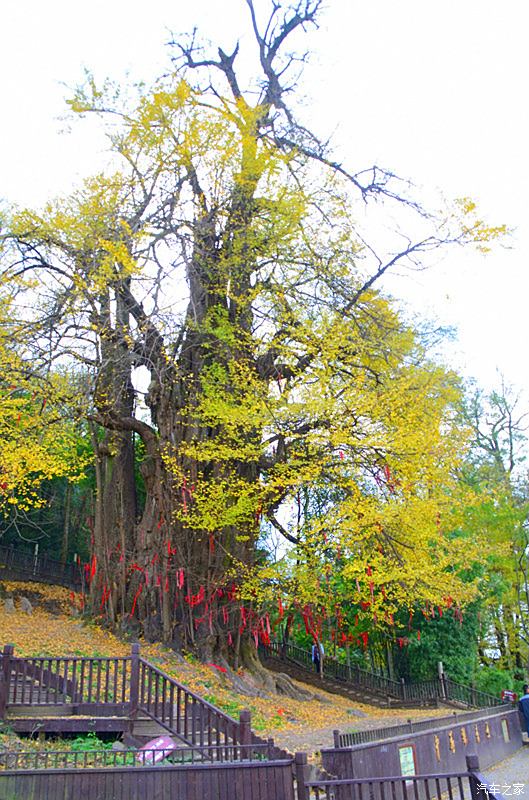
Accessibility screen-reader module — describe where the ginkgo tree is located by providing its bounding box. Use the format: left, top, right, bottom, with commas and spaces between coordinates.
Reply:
0, 291, 87, 522
1, 0, 505, 675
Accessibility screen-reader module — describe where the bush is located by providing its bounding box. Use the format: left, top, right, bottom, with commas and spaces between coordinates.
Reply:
473, 667, 515, 698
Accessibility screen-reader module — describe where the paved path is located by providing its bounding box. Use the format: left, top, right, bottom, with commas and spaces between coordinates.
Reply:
273, 712, 529, 788
272, 709, 451, 755
485, 746, 529, 789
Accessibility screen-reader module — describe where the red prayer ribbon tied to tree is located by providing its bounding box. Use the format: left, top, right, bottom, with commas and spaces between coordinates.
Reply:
180, 477, 195, 514
84, 554, 98, 586
185, 585, 205, 607
100, 584, 111, 611
208, 663, 227, 673
130, 584, 143, 617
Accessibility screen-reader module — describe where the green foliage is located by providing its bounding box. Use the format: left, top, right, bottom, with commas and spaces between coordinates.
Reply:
473, 667, 516, 698
392, 605, 479, 684
69, 732, 113, 752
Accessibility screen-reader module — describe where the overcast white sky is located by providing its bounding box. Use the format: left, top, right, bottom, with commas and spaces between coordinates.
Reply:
2, 0, 528, 397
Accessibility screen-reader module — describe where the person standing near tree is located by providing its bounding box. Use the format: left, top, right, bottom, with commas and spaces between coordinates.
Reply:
312, 642, 324, 674
518, 684, 529, 735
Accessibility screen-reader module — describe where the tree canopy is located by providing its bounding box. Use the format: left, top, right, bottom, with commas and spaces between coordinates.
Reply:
0, 1, 507, 673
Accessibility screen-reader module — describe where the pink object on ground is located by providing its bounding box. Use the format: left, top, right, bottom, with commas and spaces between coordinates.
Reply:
136, 735, 178, 764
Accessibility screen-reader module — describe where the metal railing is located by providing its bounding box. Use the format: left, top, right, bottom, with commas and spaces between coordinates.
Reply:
0, 543, 82, 588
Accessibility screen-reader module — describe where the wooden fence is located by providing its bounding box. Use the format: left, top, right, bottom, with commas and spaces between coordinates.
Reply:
302, 771, 492, 800
136, 655, 244, 747
0, 749, 504, 800
296, 753, 504, 800
264, 640, 502, 708
0, 643, 251, 747
0, 643, 511, 800
0, 742, 274, 769
0, 756, 297, 800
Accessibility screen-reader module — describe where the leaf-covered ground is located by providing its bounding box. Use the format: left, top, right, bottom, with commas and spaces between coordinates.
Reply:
0, 581, 447, 754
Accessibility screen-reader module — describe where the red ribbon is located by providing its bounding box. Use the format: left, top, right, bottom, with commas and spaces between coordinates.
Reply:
130, 584, 143, 617
208, 663, 227, 673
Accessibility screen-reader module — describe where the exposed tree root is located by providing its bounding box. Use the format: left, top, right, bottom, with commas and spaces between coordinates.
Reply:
209, 645, 319, 701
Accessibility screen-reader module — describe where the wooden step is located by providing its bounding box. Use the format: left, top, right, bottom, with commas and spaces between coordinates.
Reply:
7, 716, 130, 734
262, 655, 412, 708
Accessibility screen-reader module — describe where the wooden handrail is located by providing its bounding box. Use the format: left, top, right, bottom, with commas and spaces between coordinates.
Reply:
264, 639, 503, 708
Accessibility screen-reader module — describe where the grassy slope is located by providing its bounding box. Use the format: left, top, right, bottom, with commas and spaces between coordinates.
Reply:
0, 581, 444, 751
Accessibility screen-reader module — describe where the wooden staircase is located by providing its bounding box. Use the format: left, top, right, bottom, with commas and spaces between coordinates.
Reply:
0, 642, 291, 762
261, 649, 411, 708
1, 644, 247, 747
261, 641, 503, 711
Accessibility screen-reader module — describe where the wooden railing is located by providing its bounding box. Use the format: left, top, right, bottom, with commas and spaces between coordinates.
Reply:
266, 640, 403, 698
444, 677, 503, 708
302, 771, 490, 800
0, 756, 297, 800
1, 643, 256, 749
0, 543, 82, 588
0, 749, 505, 800
6, 651, 131, 708
264, 640, 503, 708
136, 655, 245, 747
296, 753, 504, 800
0, 742, 273, 770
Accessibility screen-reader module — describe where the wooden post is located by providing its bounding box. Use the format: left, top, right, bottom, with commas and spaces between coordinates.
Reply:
466, 754, 481, 800
466, 753, 480, 771
0, 644, 14, 719
267, 738, 275, 759
128, 643, 140, 727
294, 752, 309, 800
239, 708, 252, 748
333, 729, 340, 748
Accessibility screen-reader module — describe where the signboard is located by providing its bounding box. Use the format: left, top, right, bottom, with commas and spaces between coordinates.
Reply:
136, 735, 177, 765
501, 719, 510, 743
398, 744, 417, 779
